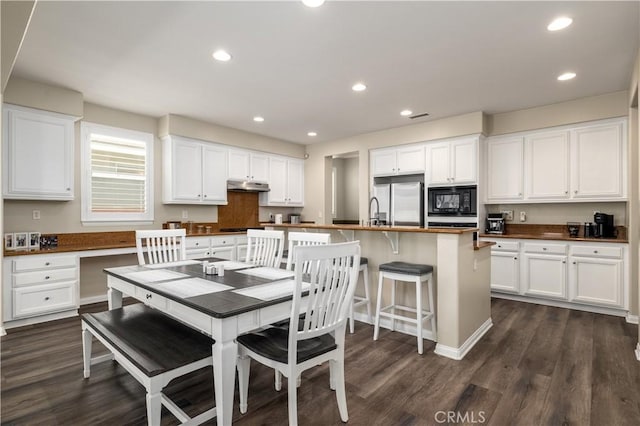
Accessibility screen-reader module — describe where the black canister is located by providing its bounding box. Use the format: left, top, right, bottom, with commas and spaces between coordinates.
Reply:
584, 222, 596, 238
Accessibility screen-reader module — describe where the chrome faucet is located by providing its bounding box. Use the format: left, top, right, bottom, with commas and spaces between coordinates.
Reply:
369, 196, 380, 226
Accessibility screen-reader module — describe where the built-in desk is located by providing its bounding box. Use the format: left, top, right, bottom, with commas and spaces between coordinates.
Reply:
264, 223, 492, 360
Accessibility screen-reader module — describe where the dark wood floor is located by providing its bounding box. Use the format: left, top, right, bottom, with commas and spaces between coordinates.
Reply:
2, 298, 639, 425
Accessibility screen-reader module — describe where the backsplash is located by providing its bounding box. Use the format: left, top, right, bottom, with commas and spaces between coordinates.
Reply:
485, 202, 627, 226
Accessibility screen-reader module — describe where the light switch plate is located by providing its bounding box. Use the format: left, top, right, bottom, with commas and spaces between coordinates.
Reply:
519, 211, 527, 222
32, 210, 40, 220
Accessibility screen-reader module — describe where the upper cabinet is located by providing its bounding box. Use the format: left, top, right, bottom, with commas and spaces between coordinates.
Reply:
370, 145, 425, 176
162, 135, 228, 205
259, 157, 304, 207
485, 118, 627, 203
3, 104, 76, 200
228, 149, 269, 182
426, 136, 478, 186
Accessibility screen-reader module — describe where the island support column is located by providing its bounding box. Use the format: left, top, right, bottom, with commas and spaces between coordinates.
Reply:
434, 232, 492, 360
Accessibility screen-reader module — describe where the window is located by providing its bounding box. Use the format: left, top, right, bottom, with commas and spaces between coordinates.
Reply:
81, 122, 154, 223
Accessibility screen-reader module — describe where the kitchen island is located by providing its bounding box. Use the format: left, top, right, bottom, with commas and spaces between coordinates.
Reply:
263, 223, 492, 360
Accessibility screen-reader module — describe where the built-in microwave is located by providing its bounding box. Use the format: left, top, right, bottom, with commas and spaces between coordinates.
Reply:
427, 185, 477, 217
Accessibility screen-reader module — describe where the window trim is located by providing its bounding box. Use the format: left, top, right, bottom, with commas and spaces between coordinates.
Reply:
80, 122, 154, 224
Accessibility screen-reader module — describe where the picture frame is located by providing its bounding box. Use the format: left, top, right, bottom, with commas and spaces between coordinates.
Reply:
14, 232, 28, 250
4, 233, 14, 250
29, 232, 41, 249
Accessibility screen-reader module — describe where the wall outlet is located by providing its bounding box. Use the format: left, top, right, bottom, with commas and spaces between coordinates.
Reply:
519, 211, 527, 222
501, 210, 514, 221
181, 210, 188, 219
32, 210, 41, 220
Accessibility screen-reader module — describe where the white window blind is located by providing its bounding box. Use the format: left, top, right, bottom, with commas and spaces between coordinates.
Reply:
81, 122, 153, 223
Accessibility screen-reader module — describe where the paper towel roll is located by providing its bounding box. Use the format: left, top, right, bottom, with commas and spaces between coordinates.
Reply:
275, 214, 283, 224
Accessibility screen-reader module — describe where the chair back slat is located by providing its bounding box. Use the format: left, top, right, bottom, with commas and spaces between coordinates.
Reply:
289, 242, 360, 352
135, 229, 187, 266
245, 229, 285, 268
286, 232, 331, 273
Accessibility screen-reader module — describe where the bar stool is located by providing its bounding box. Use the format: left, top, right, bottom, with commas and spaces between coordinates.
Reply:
373, 261, 435, 354
349, 257, 372, 333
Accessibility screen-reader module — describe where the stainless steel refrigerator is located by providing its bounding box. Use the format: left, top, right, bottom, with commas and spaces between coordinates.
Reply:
372, 175, 424, 226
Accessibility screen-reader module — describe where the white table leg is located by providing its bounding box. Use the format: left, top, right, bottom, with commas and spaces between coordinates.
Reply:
213, 339, 238, 426
107, 287, 122, 310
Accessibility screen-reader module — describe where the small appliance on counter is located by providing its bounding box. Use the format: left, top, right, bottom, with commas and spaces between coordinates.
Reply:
485, 213, 506, 235
593, 212, 616, 238
289, 214, 301, 224
566, 222, 580, 237
583, 222, 597, 238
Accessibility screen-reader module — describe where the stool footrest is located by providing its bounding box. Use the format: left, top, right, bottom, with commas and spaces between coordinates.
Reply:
379, 305, 433, 324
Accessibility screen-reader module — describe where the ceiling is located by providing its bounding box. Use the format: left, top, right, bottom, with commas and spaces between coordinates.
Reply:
12, 1, 639, 145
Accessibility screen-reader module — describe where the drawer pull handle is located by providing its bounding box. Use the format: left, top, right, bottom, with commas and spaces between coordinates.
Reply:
594, 250, 598, 254
514, 257, 518, 260
44, 296, 50, 301
498, 245, 502, 248
45, 262, 51, 266
542, 247, 547, 251
45, 276, 50, 280
562, 260, 566, 264
573, 261, 577, 265
146, 294, 152, 299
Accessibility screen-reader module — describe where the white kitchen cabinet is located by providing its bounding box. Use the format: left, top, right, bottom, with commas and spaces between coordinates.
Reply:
185, 235, 237, 260
570, 121, 626, 200
3, 104, 76, 200
228, 149, 269, 183
4, 253, 79, 321
524, 130, 570, 200
260, 156, 304, 206
569, 245, 624, 308
370, 145, 425, 177
485, 136, 524, 202
162, 135, 228, 205
522, 252, 568, 300
426, 136, 478, 185
489, 240, 520, 294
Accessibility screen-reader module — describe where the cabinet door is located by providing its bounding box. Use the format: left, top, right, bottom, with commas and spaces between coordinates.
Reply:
370, 149, 397, 176
451, 137, 477, 184
522, 254, 567, 299
266, 157, 288, 204
171, 139, 203, 202
571, 122, 625, 199
13, 281, 76, 318
210, 246, 234, 260
427, 142, 451, 185
486, 137, 524, 201
250, 153, 269, 183
202, 145, 228, 204
3, 106, 74, 200
525, 131, 569, 200
570, 257, 623, 308
490, 251, 519, 293
396, 145, 425, 175
236, 244, 248, 262
228, 150, 250, 180
286, 159, 304, 205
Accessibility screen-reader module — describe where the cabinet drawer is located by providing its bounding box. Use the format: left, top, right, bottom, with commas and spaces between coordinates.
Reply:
14, 267, 77, 287
235, 235, 248, 245
13, 255, 77, 272
210, 236, 234, 246
490, 241, 519, 252
13, 281, 76, 318
186, 237, 210, 249
135, 287, 167, 310
523, 243, 567, 255
570, 245, 622, 259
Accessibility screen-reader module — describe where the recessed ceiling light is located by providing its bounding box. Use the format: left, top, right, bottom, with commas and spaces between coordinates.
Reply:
557, 72, 576, 81
352, 82, 367, 92
400, 110, 413, 117
302, 0, 325, 7
253, 116, 265, 122
212, 49, 232, 62
307, 131, 317, 137
547, 17, 573, 31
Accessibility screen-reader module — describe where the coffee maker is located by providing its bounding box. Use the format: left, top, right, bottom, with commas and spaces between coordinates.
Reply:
593, 213, 615, 238
486, 213, 506, 234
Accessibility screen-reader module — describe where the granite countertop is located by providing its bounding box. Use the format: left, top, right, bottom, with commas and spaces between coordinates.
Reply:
479, 224, 628, 243
261, 222, 478, 234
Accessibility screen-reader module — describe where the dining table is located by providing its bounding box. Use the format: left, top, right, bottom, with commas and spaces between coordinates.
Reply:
104, 258, 308, 426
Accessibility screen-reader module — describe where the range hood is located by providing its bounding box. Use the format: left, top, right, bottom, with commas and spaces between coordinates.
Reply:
227, 179, 270, 192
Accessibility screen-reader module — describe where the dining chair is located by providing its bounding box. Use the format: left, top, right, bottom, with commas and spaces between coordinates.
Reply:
285, 232, 331, 272
245, 229, 285, 268
236, 241, 361, 425
135, 229, 187, 265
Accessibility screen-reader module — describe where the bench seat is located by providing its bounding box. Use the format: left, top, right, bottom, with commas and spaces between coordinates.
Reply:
82, 303, 216, 425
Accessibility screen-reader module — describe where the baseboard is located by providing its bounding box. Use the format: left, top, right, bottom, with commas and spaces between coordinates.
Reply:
434, 317, 493, 361
636, 343, 640, 362
3, 310, 78, 330
491, 292, 628, 318
626, 314, 639, 324
80, 294, 109, 306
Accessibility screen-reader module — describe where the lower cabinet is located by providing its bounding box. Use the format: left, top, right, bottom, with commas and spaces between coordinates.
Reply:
185, 235, 244, 261
485, 237, 627, 313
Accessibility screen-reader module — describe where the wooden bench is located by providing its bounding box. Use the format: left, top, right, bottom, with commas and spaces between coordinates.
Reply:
81, 303, 216, 425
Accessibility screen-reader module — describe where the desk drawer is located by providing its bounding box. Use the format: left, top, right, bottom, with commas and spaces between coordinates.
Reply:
13, 255, 77, 272
14, 268, 77, 287
491, 241, 519, 252
13, 281, 76, 318
211, 236, 234, 246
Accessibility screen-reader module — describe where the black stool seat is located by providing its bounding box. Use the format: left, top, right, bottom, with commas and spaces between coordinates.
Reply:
379, 261, 433, 276
360, 256, 368, 265
82, 304, 214, 377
